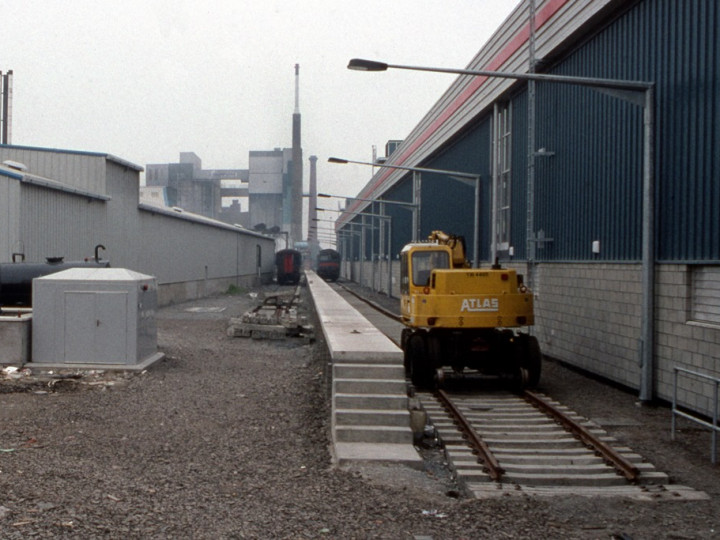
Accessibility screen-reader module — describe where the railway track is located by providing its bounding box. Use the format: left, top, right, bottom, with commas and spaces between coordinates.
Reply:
333, 282, 705, 500
419, 385, 689, 499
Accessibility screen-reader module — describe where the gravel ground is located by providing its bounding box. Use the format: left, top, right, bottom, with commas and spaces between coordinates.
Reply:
1, 281, 719, 539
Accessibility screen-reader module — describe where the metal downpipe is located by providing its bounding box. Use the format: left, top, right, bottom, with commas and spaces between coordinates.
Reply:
639, 86, 656, 402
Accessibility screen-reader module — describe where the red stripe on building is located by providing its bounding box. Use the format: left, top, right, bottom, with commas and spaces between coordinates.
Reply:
343, 0, 571, 221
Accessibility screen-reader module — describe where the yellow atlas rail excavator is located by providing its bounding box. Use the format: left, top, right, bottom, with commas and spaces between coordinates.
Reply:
399, 231, 541, 389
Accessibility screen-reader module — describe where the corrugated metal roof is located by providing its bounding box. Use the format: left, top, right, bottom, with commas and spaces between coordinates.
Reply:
137, 203, 269, 239
0, 164, 111, 201
0, 143, 143, 171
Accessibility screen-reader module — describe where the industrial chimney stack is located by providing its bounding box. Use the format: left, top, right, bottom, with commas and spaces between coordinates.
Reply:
308, 155, 318, 242
0, 70, 12, 145
290, 64, 303, 246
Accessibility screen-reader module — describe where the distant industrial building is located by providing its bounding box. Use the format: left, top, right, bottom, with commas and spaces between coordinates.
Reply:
141, 146, 303, 243
247, 148, 292, 234
0, 144, 275, 305
144, 152, 249, 222
142, 67, 308, 247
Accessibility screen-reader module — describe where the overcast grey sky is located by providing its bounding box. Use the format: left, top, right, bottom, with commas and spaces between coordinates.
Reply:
3, 1, 516, 204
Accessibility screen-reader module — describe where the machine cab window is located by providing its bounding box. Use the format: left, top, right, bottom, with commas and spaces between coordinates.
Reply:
412, 250, 450, 286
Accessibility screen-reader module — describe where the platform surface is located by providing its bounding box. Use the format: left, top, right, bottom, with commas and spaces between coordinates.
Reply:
306, 271, 420, 469
307, 272, 402, 363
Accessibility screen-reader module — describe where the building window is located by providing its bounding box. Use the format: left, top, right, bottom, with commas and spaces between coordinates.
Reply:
495, 102, 512, 253
690, 266, 720, 326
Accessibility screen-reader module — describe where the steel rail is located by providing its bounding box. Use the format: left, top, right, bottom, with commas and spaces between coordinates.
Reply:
435, 389, 504, 482
523, 390, 640, 482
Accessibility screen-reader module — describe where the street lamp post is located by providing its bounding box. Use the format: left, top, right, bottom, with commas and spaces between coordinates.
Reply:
318, 192, 418, 212
329, 157, 483, 268
317, 207, 394, 296
347, 57, 656, 402
308, 225, 338, 246
319, 191, 416, 292
336, 229, 360, 272
318, 191, 416, 245
326, 160, 426, 242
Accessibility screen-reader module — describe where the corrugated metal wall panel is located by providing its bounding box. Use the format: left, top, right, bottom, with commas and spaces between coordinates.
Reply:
509, 91, 528, 259
0, 176, 21, 259
423, 119, 493, 260
383, 178, 414, 258
347, 0, 719, 263
533, 52, 645, 261
136, 211, 269, 283
530, 0, 719, 261
104, 161, 142, 270
0, 147, 107, 194
344, 120, 494, 261
19, 185, 107, 262
643, 0, 717, 262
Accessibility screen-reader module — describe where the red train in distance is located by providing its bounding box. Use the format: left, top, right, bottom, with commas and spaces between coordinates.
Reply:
275, 249, 302, 285
316, 249, 340, 282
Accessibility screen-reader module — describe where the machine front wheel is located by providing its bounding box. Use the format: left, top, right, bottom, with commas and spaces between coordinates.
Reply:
407, 334, 434, 389
401, 329, 412, 377
514, 334, 542, 389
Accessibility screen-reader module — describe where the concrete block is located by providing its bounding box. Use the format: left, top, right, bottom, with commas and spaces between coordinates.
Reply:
333, 378, 407, 395
333, 363, 405, 380
334, 393, 408, 410
333, 442, 422, 469
335, 409, 410, 427
334, 425, 413, 444
227, 322, 288, 339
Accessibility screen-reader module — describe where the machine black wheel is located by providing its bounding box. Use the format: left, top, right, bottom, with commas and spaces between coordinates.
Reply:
434, 367, 446, 389
514, 366, 530, 391
407, 334, 434, 389
401, 329, 412, 377
514, 334, 542, 389
525, 335, 542, 387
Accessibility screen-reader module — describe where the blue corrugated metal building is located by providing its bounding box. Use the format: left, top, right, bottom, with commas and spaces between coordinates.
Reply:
336, 0, 720, 415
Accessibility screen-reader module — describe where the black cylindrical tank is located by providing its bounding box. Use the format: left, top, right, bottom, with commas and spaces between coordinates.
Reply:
0, 257, 111, 307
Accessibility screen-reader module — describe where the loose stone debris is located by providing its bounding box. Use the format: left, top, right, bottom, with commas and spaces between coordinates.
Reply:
1, 366, 137, 394
227, 288, 314, 341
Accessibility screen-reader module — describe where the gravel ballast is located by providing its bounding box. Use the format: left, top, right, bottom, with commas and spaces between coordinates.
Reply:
1, 284, 719, 539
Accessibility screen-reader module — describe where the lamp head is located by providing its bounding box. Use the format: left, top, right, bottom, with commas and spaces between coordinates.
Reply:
347, 59, 388, 72
327, 157, 348, 164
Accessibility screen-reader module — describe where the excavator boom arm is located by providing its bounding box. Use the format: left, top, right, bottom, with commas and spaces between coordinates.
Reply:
428, 230, 469, 268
